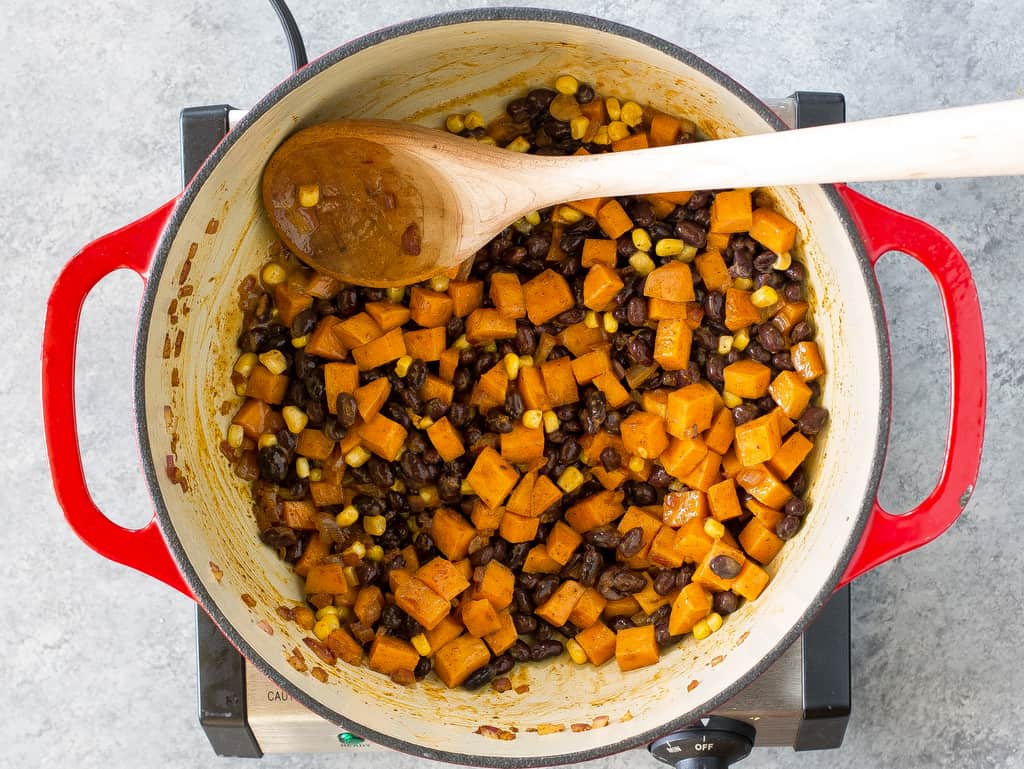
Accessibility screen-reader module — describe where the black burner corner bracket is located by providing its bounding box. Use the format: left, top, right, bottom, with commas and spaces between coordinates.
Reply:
180, 104, 234, 185
795, 584, 851, 751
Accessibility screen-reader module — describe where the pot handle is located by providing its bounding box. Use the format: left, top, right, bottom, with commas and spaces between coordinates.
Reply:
42, 198, 193, 598
834, 184, 985, 587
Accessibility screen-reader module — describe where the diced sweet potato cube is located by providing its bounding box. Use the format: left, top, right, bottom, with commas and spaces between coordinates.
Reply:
483, 609, 519, 655
424, 613, 464, 652
621, 411, 669, 460
746, 498, 784, 530
736, 465, 793, 509
523, 544, 563, 574
546, 521, 583, 565
734, 413, 782, 467
309, 480, 343, 507
644, 261, 695, 303
417, 557, 470, 601
749, 207, 797, 255
649, 114, 682, 146
431, 507, 477, 561
541, 356, 579, 407
560, 322, 608, 357
489, 272, 527, 318
232, 398, 273, 440
612, 131, 650, 152
617, 507, 663, 566
477, 365, 509, 405
659, 436, 708, 480
470, 500, 504, 531
681, 450, 723, 492
642, 389, 670, 419
426, 417, 466, 463
595, 199, 633, 239
592, 371, 632, 409
369, 635, 420, 676
434, 635, 491, 688
531, 474, 563, 518
305, 316, 348, 360
649, 525, 685, 568
438, 348, 460, 383
653, 318, 693, 371
505, 471, 536, 517
767, 432, 814, 480
388, 569, 413, 594
768, 371, 813, 420
774, 407, 796, 436
706, 232, 730, 251
462, 598, 502, 637
647, 297, 689, 321
501, 424, 545, 464
739, 517, 785, 564
643, 195, 677, 219
576, 621, 617, 666
772, 301, 808, 335
364, 300, 410, 332
568, 588, 608, 629
673, 517, 714, 563
280, 499, 317, 529
725, 288, 762, 331
354, 585, 384, 627
668, 582, 712, 635
707, 478, 743, 521
324, 362, 359, 415
296, 428, 335, 461
326, 627, 363, 666
476, 561, 515, 610
359, 412, 407, 462
499, 511, 540, 543
523, 269, 576, 325
663, 489, 708, 527
565, 490, 625, 533
791, 341, 826, 381
667, 383, 718, 438
335, 312, 383, 348
704, 408, 736, 455
403, 327, 447, 362
603, 596, 641, 619
695, 249, 732, 293
245, 365, 288, 405
305, 273, 342, 298
569, 195, 608, 217
581, 238, 618, 268
465, 308, 518, 344
467, 447, 519, 509
722, 448, 742, 478
304, 563, 351, 596
394, 577, 451, 631
534, 331, 559, 365
583, 264, 625, 311
351, 328, 407, 371
273, 283, 313, 326
723, 359, 771, 399
354, 377, 390, 422
517, 365, 551, 411
616, 624, 659, 671
692, 539, 747, 592
294, 533, 330, 577
710, 189, 753, 233
419, 374, 455, 408
571, 349, 612, 385
732, 560, 771, 601
535, 580, 585, 627
448, 279, 484, 317
409, 287, 453, 328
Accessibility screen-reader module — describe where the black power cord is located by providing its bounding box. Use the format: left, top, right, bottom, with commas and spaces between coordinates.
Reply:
268, 0, 308, 71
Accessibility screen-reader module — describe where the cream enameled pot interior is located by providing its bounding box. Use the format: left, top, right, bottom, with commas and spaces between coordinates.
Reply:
142, 16, 883, 762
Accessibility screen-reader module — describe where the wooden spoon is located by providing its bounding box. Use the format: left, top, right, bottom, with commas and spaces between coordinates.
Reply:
262, 99, 1024, 287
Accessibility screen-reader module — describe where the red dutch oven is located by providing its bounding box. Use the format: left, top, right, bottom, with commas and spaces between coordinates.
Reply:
41, 9, 985, 766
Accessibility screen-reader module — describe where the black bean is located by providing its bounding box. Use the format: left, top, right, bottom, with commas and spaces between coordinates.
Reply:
648, 466, 673, 489
470, 545, 495, 568
785, 261, 807, 282
790, 321, 813, 343
600, 446, 622, 471
758, 324, 786, 354
745, 342, 771, 365
653, 569, 678, 596
617, 528, 644, 559
625, 296, 648, 327
710, 555, 742, 579
628, 199, 656, 229
703, 291, 725, 324
474, 352, 499, 376
609, 616, 635, 633
654, 621, 678, 648
492, 654, 515, 677
675, 220, 707, 248
798, 406, 828, 436
452, 367, 473, 394
413, 656, 432, 679
506, 97, 535, 122
713, 590, 740, 615
257, 446, 289, 483
785, 497, 807, 517
580, 546, 603, 587
675, 564, 695, 590
626, 335, 653, 366
783, 282, 804, 302
512, 613, 538, 635
604, 411, 622, 435
462, 664, 495, 690
486, 412, 515, 434
613, 570, 647, 594
532, 575, 560, 607
555, 440, 579, 464
555, 306, 586, 326
530, 640, 563, 661
631, 482, 658, 506
706, 353, 726, 386
508, 640, 532, 662
772, 352, 794, 371
686, 190, 712, 210
693, 326, 717, 352
730, 252, 754, 279
753, 251, 777, 273
380, 604, 404, 630
586, 526, 622, 550
333, 393, 358, 428
776, 515, 802, 540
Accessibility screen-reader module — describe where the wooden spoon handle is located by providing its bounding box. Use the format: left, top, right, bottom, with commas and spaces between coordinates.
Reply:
539, 98, 1024, 202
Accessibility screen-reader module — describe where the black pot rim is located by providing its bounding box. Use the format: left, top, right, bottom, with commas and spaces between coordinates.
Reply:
135, 7, 890, 767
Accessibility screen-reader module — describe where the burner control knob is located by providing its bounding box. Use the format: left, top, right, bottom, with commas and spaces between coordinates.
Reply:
648, 716, 756, 769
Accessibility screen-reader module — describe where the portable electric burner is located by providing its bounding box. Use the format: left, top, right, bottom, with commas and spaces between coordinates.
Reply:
185, 91, 852, 764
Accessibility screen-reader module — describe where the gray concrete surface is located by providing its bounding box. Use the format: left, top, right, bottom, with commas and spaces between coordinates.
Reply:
3, 1, 1021, 767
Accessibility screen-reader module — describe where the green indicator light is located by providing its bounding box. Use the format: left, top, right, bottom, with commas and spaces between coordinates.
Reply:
338, 732, 365, 745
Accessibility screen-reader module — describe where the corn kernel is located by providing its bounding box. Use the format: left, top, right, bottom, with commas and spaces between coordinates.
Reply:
386, 285, 405, 303
605, 97, 621, 121
523, 409, 543, 430
678, 244, 698, 263
706, 612, 724, 632
429, 274, 451, 293
445, 113, 465, 133
366, 545, 384, 562
570, 115, 591, 141
628, 455, 646, 474
543, 410, 561, 434
722, 390, 743, 409
226, 423, 244, 449
555, 74, 579, 95
692, 619, 712, 641
506, 136, 531, 153
344, 541, 366, 560
704, 518, 726, 539
363, 515, 387, 536
554, 205, 584, 224
602, 312, 619, 334
260, 262, 287, 287
566, 638, 588, 664
557, 466, 585, 493
295, 456, 310, 479
235, 383, 248, 397
668, 481, 685, 492
257, 433, 277, 449
629, 251, 656, 276
345, 446, 371, 468
621, 101, 644, 128
335, 505, 359, 527
313, 615, 340, 640
476, 135, 497, 146
308, 468, 323, 482
395, 355, 413, 377
607, 121, 630, 142
484, 341, 498, 353
259, 350, 288, 375
733, 277, 754, 291
411, 633, 432, 657
464, 111, 485, 131
453, 334, 470, 350
718, 336, 735, 355
525, 210, 542, 226
584, 310, 600, 329
774, 251, 792, 271
291, 334, 308, 348
519, 355, 535, 368
460, 479, 475, 495
592, 125, 611, 145
233, 352, 258, 378
391, 479, 407, 494
654, 238, 685, 257
282, 405, 308, 433
335, 605, 353, 623
513, 217, 533, 235
343, 566, 359, 587
417, 416, 435, 430
733, 327, 750, 351
631, 228, 652, 252
751, 286, 779, 308
298, 183, 320, 208
504, 353, 521, 381
315, 605, 339, 620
